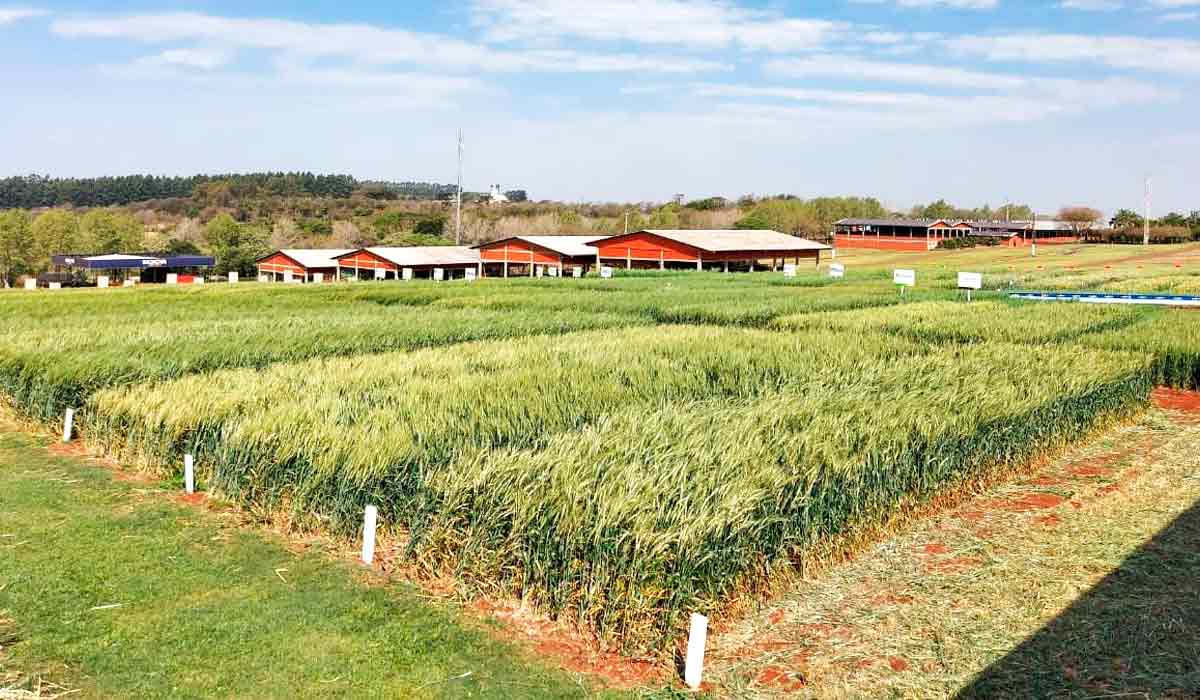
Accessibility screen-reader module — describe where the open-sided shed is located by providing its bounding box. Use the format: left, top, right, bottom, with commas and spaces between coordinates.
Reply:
587, 230, 829, 271
333, 247, 481, 280
474, 235, 605, 277
51, 253, 215, 284
255, 249, 353, 282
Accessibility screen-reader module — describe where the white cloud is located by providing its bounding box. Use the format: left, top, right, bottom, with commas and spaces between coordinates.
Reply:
51, 11, 726, 75
849, 0, 998, 9
765, 54, 1029, 89
1060, 0, 1124, 10
155, 48, 233, 70
0, 7, 45, 25
471, 0, 845, 51
1157, 10, 1200, 19
945, 33, 1200, 74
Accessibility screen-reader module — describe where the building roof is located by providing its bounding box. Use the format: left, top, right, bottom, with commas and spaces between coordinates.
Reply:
593, 230, 830, 253
476, 235, 607, 257
343, 246, 481, 267
52, 253, 215, 269
265, 249, 355, 269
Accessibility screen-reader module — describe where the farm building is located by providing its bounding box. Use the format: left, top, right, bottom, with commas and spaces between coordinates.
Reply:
474, 236, 605, 277
834, 218, 1078, 251
588, 230, 829, 271
49, 253, 215, 285
332, 247, 481, 280
255, 249, 353, 282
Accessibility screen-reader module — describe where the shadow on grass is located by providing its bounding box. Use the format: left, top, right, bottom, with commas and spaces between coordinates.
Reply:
956, 498, 1200, 699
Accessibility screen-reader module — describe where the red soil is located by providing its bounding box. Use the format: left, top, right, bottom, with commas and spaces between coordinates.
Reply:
769, 609, 785, 625
756, 665, 807, 692
888, 657, 910, 672
1152, 388, 1200, 413
987, 492, 1067, 512
1036, 514, 1062, 528
868, 593, 914, 606
1070, 465, 1112, 478
177, 492, 208, 506
921, 543, 950, 555
926, 555, 983, 574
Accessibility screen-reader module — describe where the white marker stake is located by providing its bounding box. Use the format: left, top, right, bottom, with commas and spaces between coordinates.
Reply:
62, 408, 75, 443
228, 271, 239, 284
685, 613, 708, 691
361, 505, 378, 565
184, 454, 195, 495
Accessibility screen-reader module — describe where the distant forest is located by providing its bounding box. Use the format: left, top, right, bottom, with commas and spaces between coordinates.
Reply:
0, 173, 504, 209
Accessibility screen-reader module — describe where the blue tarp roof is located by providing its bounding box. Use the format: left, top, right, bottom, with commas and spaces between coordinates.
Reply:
52, 253, 215, 270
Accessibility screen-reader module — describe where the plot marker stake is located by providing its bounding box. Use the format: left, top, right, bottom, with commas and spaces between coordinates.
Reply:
684, 612, 708, 691
184, 454, 194, 495
362, 505, 378, 566
62, 408, 75, 443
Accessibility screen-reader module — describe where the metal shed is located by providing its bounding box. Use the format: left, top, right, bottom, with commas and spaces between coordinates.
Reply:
255, 249, 353, 283
474, 235, 606, 278
333, 247, 482, 280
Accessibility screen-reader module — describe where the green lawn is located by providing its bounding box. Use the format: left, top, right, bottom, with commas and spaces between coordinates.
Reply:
0, 425, 626, 699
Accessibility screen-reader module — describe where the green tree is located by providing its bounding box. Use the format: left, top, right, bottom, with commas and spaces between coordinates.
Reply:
647, 206, 679, 229
413, 216, 446, 237
30, 210, 80, 270
79, 209, 144, 252
204, 214, 269, 276
1109, 209, 1143, 229
0, 209, 35, 287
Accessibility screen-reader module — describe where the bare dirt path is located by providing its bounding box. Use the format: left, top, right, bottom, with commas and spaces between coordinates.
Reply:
707, 391, 1200, 698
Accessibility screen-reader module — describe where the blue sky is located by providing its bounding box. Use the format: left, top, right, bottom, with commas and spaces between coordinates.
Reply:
2, 1, 1198, 215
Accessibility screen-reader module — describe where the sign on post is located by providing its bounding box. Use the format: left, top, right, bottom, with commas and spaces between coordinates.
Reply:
283, 270, 294, 284
465, 268, 477, 282
49, 282, 62, 290
535, 266, 544, 278
783, 263, 797, 278
258, 274, 269, 283
312, 272, 323, 284
24, 279, 36, 290
958, 271, 982, 302
374, 267, 386, 280
548, 266, 559, 278
228, 271, 239, 284
433, 268, 445, 282
600, 266, 613, 279
573, 266, 583, 278
402, 268, 413, 281
829, 263, 845, 279
166, 273, 178, 285
97, 276, 109, 289
193, 277, 205, 285
894, 269, 915, 297
123, 279, 136, 287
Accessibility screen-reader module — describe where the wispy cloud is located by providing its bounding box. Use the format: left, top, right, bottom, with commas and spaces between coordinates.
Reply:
1060, 0, 1124, 10
765, 54, 1028, 89
945, 33, 1200, 74
0, 7, 45, 25
471, 0, 845, 51
51, 11, 726, 75
849, 0, 998, 9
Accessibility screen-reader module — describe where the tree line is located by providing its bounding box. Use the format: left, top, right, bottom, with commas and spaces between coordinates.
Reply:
0, 173, 357, 209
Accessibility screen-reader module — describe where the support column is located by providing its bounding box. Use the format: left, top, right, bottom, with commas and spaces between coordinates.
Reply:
696, 255, 702, 271
529, 252, 535, 278
477, 261, 483, 279
723, 261, 728, 273
659, 250, 665, 270
503, 260, 509, 278
626, 248, 632, 270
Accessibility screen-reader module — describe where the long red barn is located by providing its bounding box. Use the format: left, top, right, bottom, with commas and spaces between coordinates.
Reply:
587, 229, 829, 271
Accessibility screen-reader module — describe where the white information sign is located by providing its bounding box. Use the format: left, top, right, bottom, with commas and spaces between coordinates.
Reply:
123, 279, 136, 287
548, 266, 559, 278
24, 279, 36, 290
433, 268, 445, 281
49, 282, 62, 290
374, 267, 386, 280
572, 266, 583, 278
893, 269, 916, 287
402, 268, 413, 281
282, 270, 293, 284
312, 272, 323, 284
465, 268, 477, 282
228, 271, 239, 284
166, 273, 178, 285
829, 263, 845, 279
783, 263, 797, 278
97, 276, 109, 289
193, 277, 205, 285
258, 274, 269, 283
600, 266, 613, 279
957, 272, 983, 290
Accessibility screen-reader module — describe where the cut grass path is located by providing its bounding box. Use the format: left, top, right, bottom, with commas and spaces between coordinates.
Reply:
708, 393, 1200, 698
0, 419, 635, 699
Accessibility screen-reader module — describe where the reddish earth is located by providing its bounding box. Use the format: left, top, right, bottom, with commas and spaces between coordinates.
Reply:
48, 441, 92, 459
1070, 465, 1112, 478
177, 492, 208, 506
926, 555, 983, 574
868, 593, 914, 606
1029, 475, 1066, 487
1035, 514, 1062, 528
921, 543, 950, 555
1152, 388, 1200, 413
888, 657, 910, 672
756, 665, 807, 692
769, 609, 785, 625
987, 492, 1067, 512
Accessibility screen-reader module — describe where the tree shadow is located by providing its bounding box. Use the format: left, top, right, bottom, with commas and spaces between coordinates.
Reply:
956, 498, 1200, 699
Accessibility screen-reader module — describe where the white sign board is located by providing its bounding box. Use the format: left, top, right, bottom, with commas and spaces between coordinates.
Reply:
433, 268, 445, 281
465, 268, 477, 282
783, 263, 797, 278
258, 274, 269, 283
402, 268, 413, 281
573, 266, 583, 278
97, 276, 109, 289
193, 277, 205, 285
166, 273, 178, 285
282, 270, 293, 284
374, 267, 386, 280
829, 263, 845, 279
535, 266, 544, 278
49, 282, 62, 290
312, 272, 323, 284
123, 279, 136, 287
548, 266, 559, 278
893, 269, 916, 287
24, 279, 36, 290
600, 266, 613, 279
228, 271, 239, 284
957, 272, 983, 290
